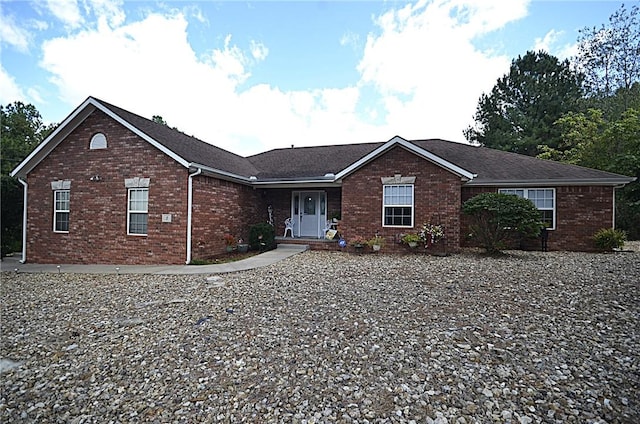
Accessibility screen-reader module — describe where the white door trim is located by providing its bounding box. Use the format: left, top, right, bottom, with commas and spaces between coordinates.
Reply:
291, 190, 327, 238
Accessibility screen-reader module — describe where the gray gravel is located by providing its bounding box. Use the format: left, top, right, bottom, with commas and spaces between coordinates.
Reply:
1, 248, 639, 423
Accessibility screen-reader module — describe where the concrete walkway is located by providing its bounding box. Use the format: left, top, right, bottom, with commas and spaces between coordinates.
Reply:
0, 244, 308, 275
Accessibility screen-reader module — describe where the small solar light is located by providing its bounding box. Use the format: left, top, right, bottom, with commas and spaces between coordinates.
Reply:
57, 265, 61, 273
115, 267, 120, 274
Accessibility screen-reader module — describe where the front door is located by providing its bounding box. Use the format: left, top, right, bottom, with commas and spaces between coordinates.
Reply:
293, 191, 326, 238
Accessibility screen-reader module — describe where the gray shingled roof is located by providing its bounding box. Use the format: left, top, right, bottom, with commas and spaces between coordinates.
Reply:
97, 98, 259, 177
410, 139, 632, 184
96, 98, 635, 185
247, 143, 382, 179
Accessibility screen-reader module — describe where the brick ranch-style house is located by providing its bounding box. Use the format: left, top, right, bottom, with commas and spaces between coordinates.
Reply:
10, 97, 635, 264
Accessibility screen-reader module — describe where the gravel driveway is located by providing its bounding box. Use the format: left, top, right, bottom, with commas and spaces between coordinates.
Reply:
1, 248, 638, 423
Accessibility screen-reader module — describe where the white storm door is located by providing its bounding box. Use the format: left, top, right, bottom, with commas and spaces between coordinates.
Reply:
295, 191, 326, 238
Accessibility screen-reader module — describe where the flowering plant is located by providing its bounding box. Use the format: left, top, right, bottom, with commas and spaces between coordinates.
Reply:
223, 234, 236, 246
350, 236, 368, 247
419, 223, 445, 246
401, 233, 420, 244
367, 235, 386, 247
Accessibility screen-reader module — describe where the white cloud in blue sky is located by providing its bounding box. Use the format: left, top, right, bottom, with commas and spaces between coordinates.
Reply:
0, 0, 623, 155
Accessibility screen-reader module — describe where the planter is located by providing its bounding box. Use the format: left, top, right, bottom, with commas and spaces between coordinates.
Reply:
226, 245, 234, 253
408, 242, 418, 248
237, 243, 249, 253
372, 244, 381, 252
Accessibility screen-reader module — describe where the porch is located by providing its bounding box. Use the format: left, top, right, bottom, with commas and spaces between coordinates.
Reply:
275, 236, 340, 251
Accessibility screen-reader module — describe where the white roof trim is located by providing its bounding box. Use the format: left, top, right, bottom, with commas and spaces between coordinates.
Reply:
334, 136, 475, 181
189, 163, 253, 184
10, 97, 191, 178
464, 177, 636, 187
11, 97, 95, 178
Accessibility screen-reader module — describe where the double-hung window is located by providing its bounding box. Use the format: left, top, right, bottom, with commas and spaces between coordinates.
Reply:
383, 184, 414, 227
128, 188, 148, 235
54, 190, 70, 232
499, 188, 555, 229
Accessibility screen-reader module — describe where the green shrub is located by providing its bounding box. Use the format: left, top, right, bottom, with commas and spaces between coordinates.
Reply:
593, 228, 626, 251
462, 193, 543, 253
249, 222, 276, 251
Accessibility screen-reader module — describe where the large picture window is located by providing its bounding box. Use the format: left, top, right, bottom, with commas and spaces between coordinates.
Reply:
128, 188, 148, 235
383, 184, 414, 227
54, 190, 70, 232
499, 188, 555, 229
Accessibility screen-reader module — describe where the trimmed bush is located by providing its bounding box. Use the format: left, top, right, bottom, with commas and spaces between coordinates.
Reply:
593, 228, 626, 251
463, 193, 542, 253
249, 222, 276, 251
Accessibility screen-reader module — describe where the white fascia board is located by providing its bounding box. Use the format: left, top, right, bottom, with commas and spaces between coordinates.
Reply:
10, 97, 192, 178
10, 97, 96, 178
189, 163, 253, 184
334, 136, 475, 181
464, 177, 637, 187
250, 179, 343, 189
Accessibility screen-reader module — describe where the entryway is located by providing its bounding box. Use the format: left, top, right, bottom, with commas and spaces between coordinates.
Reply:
291, 191, 327, 238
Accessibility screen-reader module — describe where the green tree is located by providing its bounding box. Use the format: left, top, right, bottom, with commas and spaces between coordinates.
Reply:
465, 51, 584, 156
576, 3, 640, 113
548, 107, 640, 239
152, 115, 168, 125
1, 102, 55, 255
462, 193, 543, 254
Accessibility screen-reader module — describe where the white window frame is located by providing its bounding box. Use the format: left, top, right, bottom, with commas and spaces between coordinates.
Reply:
89, 133, 107, 149
127, 188, 149, 236
499, 188, 556, 230
53, 189, 70, 233
382, 184, 414, 228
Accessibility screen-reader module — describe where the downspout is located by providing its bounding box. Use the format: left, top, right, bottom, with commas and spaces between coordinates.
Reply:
18, 178, 28, 263
612, 184, 625, 228
186, 168, 202, 264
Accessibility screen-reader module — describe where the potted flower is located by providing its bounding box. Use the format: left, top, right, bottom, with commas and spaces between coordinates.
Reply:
401, 233, 420, 248
236, 238, 249, 253
419, 223, 445, 248
367, 235, 386, 251
223, 233, 236, 252
350, 236, 367, 249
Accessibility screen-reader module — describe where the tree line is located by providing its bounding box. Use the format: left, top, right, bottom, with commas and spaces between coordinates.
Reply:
465, 3, 639, 239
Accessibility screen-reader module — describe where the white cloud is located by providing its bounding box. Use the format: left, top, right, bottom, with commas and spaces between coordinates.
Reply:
206, 34, 251, 83
0, 14, 30, 52
38, 9, 376, 154
0, 65, 26, 104
357, 0, 529, 143
534, 29, 577, 60
87, 0, 126, 29
37, 0, 531, 155
46, 0, 83, 28
533, 29, 561, 53
250, 40, 268, 62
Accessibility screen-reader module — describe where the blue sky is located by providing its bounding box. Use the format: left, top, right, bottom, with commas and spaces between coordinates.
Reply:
0, 0, 626, 156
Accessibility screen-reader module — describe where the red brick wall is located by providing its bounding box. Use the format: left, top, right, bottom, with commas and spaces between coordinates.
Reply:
460, 185, 615, 251
25, 109, 189, 264
555, 185, 614, 251
191, 176, 265, 260
340, 146, 462, 253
